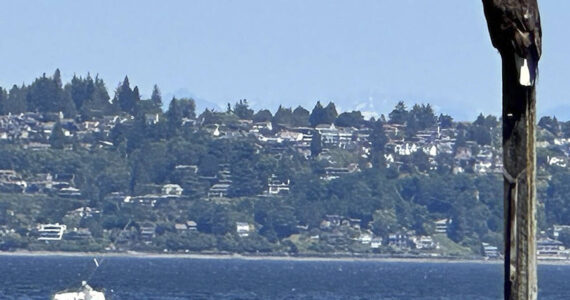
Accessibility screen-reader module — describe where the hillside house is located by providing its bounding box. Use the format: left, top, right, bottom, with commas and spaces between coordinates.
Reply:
236, 222, 252, 237
162, 184, 183, 196
125, 195, 160, 207
434, 219, 450, 234
175, 223, 188, 232
322, 164, 359, 181
548, 156, 567, 168
208, 183, 231, 198
207, 167, 232, 198
187, 220, 198, 231
267, 175, 290, 195
58, 187, 82, 198
174, 164, 198, 174
552, 225, 570, 239
65, 207, 100, 219
0, 170, 27, 193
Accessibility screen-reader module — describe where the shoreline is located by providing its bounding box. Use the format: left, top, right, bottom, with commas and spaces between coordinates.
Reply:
0, 250, 494, 264
2, 250, 569, 265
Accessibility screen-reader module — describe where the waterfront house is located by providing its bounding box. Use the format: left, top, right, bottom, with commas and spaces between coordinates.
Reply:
411, 235, 438, 250
482, 242, 500, 259
371, 237, 383, 249
388, 233, 410, 249
537, 238, 567, 260
359, 231, 373, 244
140, 223, 156, 242
37, 223, 67, 241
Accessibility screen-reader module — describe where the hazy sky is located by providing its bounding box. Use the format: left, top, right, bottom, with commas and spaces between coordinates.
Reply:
0, 1, 568, 120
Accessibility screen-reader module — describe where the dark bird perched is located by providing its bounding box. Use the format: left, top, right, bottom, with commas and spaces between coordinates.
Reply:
482, 0, 542, 86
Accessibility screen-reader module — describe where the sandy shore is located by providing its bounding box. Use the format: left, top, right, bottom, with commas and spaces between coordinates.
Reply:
0, 250, 498, 263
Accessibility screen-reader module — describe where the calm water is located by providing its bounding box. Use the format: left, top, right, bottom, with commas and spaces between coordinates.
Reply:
0, 255, 568, 299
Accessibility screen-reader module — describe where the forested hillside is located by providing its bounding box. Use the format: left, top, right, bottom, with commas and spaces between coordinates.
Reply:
0, 70, 569, 256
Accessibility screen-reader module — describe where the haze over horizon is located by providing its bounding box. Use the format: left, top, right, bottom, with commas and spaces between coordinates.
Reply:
1, 1, 568, 121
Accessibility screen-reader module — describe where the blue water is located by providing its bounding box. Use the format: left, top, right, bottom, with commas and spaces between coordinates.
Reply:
0, 256, 568, 299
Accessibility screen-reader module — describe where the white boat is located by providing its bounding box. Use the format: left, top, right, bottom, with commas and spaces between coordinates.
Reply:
53, 281, 105, 300
53, 258, 106, 300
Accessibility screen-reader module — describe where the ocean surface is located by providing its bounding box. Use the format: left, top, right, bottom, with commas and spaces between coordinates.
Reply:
0, 255, 569, 299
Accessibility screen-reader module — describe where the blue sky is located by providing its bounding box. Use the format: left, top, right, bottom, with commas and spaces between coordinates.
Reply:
0, 1, 568, 120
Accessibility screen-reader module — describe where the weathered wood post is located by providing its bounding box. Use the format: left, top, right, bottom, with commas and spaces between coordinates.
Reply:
481, 1, 542, 299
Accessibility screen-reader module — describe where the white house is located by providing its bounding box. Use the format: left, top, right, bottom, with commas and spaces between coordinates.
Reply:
236, 222, 252, 237
38, 223, 67, 241
434, 219, 450, 234
162, 184, 183, 196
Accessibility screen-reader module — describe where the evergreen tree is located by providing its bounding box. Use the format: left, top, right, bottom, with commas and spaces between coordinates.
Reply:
323, 102, 338, 124
66, 74, 113, 118
177, 98, 196, 119
388, 101, 408, 124
310, 132, 322, 157
292, 106, 310, 127
413, 104, 437, 129
166, 97, 182, 135
166, 97, 196, 134
131, 86, 143, 116
405, 104, 436, 136
438, 113, 453, 128
474, 113, 499, 129
151, 85, 163, 111
5, 85, 27, 114
368, 119, 384, 147
27, 69, 76, 116
272, 106, 293, 126
233, 99, 254, 120
85, 77, 113, 117
67, 74, 93, 111
335, 111, 364, 128
0, 87, 7, 115
114, 76, 138, 114
252, 109, 273, 123
309, 101, 338, 126
309, 101, 324, 127
49, 122, 66, 149
538, 116, 561, 136
132, 86, 141, 103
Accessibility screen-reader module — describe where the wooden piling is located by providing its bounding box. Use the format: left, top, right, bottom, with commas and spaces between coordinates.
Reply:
501, 56, 537, 300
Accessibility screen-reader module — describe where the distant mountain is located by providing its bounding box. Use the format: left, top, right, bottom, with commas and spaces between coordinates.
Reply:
164, 88, 223, 113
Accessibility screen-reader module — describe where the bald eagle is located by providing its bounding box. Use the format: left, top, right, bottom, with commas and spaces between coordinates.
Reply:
482, 0, 542, 86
